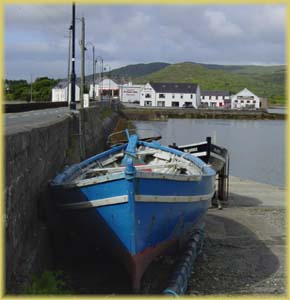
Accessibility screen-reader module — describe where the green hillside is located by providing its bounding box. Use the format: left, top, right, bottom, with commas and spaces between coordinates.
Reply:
134, 62, 285, 105
85, 62, 170, 83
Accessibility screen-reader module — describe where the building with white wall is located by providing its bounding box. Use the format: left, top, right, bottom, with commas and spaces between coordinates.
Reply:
201, 90, 230, 108
89, 78, 119, 99
140, 82, 201, 108
231, 88, 260, 109
52, 81, 80, 102
119, 82, 144, 103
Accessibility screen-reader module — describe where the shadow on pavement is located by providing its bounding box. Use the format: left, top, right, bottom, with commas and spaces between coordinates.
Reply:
186, 213, 282, 295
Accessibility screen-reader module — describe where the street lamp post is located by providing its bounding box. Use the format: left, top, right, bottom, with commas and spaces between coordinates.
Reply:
70, 2, 76, 110
96, 56, 103, 101
104, 65, 112, 102
67, 26, 72, 103
86, 42, 96, 101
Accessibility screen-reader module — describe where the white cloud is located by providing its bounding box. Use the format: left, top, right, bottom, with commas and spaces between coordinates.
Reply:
204, 10, 243, 37
4, 4, 286, 80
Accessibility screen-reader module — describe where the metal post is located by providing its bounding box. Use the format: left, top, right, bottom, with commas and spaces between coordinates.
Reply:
109, 68, 111, 102
92, 46, 95, 101
70, 2, 76, 110
80, 16, 85, 108
206, 136, 211, 163
67, 28, 71, 103
96, 57, 104, 101
101, 58, 103, 101
30, 75, 32, 102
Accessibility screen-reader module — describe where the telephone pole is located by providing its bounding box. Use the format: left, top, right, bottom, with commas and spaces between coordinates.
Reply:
80, 16, 85, 108
92, 45, 95, 101
30, 75, 33, 102
70, 2, 76, 110
67, 28, 72, 103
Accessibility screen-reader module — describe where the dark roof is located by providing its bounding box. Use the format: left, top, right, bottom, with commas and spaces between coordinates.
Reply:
54, 80, 80, 89
54, 81, 68, 88
201, 90, 229, 96
150, 82, 198, 94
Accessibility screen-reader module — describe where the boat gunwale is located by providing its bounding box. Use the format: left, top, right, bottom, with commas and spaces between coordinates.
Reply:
51, 140, 215, 187
55, 171, 204, 189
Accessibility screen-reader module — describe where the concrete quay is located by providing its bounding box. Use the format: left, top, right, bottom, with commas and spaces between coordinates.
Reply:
122, 107, 286, 121
143, 176, 286, 295
185, 176, 286, 295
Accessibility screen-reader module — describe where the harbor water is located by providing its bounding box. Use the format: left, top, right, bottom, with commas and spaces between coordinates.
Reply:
134, 119, 286, 187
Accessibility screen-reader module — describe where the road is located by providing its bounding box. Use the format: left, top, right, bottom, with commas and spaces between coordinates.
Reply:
5, 107, 74, 135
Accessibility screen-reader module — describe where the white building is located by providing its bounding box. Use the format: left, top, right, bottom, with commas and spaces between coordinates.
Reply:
119, 82, 144, 103
89, 78, 119, 99
201, 90, 230, 108
52, 81, 80, 102
140, 82, 201, 108
231, 88, 260, 109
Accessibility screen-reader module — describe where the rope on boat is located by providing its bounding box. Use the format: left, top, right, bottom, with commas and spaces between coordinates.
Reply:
163, 225, 205, 296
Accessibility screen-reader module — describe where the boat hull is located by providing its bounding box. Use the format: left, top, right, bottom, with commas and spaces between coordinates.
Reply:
51, 172, 214, 290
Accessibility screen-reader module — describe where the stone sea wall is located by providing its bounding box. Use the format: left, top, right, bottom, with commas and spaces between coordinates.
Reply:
5, 106, 119, 293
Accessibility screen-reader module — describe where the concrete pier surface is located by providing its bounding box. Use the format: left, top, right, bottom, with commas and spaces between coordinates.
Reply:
141, 176, 286, 295
54, 176, 286, 295
185, 176, 286, 295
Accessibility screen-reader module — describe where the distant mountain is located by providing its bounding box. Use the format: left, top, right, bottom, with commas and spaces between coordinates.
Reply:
85, 62, 170, 83
134, 62, 285, 104
110, 62, 170, 77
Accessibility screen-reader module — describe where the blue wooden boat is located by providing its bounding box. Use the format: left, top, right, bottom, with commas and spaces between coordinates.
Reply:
50, 130, 216, 290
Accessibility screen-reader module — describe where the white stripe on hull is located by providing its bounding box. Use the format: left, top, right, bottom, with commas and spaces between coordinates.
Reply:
135, 191, 214, 203
58, 195, 128, 209
136, 172, 201, 181
57, 191, 214, 210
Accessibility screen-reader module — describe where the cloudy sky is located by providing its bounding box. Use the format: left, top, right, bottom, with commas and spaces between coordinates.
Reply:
5, 4, 286, 81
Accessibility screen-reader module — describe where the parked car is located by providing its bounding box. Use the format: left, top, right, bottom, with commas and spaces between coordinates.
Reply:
182, 103, 194, 108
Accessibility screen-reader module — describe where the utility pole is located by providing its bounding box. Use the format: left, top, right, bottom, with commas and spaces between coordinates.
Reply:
92, 45, 95, 101
30, 75, 32, 102
67, 27, 72, 103
99, 58, 103, 101
70, 2, 76, 110
80, 16, 85, 108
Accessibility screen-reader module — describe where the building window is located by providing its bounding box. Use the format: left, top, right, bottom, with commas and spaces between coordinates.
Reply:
209, 96, 212, 100
180, 94, 183, 99
241, 100, 244, 103
159, 93, 165, 98
171, 101, 179, 107
190, 94, 193, 99
145, 93, 151, 98
247, 100, 250, 103
235, 100, 238, 103
157, 101, 165, 107
172, 94, 175, 99
144, 101, 152, 106
253, 100, 256, 103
